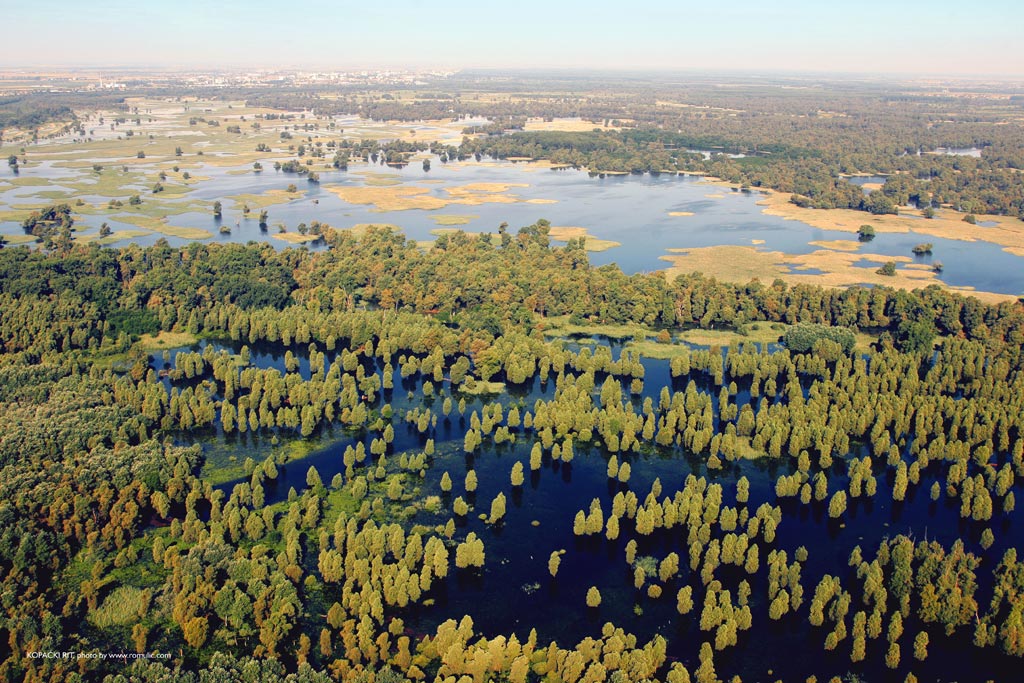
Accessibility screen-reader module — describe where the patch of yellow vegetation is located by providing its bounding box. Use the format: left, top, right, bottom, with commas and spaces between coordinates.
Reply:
460, 379, 507, 395
1, 233, 37, 244
705, 193, 726, 199
807, 239, 862, 252
363, 176, 403, 187
329, 182, 532, 212
758, 190, 1024, 253
430, 214, 478, 226
330, 185, 448, 211
526, 198, 558, 204
676, 323, 790, 347
114, 214, 212, 239
660, 244, 1013, 304
447, 182, 528, 194
342, 223, 401, 237
751, 239, 766, 245
548, 226, 621, 253
272, 232, 321, 244
1003, 246, 1024, 257
75, 229, 152, 244
137, 330, 198, 350
229, 188, 306, 211
668, 211, 695, 217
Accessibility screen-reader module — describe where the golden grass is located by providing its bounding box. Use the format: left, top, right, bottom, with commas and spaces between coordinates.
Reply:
751, 239, 766, 245
807, 239, 863, 252
668, 211, 695, 217
548, 225, 621, 252
329, 182, 532, 212
330, 185, 446, 211
677, 324, 789, 347
623, 341, 696, 358
1, 233, 37, 244
272, 232, 321, 244
363, 176, 404, 187
447, 182, 528, 194
758, 190, 1024, 252
705, 193, 726, 199
0, 208, 33, 222
460, 379, 506, 395
430, 214, 479, 226
526, 198, 558, 204
75, 228, 151, 244
5, 177, 52, 187
342, 223, 401, 237
137, 330, 198, 350
114, 214, 212, 239
660, 244, 1014, 304
1004, 246, 1024, 257
88, 586, 150, 628
229, 188, 306, 211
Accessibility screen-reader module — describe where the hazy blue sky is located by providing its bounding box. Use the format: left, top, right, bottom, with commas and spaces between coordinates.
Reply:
3, 0, 1021, 75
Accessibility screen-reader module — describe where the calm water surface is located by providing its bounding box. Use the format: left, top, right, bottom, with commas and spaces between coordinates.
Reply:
152, 338, 1023, 682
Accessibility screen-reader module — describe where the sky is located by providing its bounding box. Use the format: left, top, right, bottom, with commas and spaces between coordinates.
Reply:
2, 0, 1022, 76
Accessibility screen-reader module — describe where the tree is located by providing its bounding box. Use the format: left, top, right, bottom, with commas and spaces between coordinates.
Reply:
488, 492, 507, 524
213, 201, 222, 217
586, 586, 602, 608
511, 461, 524, 487
549, 551, 562, 578
828, 491, 848, 518
914, 631, 929, 661
876, 261, 897, 277
858, 224, 876, 241
183, 616, 209, 649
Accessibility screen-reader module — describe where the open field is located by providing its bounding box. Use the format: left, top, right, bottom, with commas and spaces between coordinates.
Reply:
137, 330, 199, 351
272, 232, 322, 244
430, 214, 479, 226
660, 243, 1014, 304
113, 214, 212, 239
548, 225, 621, 252
758, 190, 1024, 255
229, 188, 307, 210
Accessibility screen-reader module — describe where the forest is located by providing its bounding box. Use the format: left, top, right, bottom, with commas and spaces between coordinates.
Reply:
2, 215, 1024, 681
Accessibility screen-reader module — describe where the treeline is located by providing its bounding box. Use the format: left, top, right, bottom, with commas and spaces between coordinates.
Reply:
2, 223, 1024, 362
460, 129, 1024, 218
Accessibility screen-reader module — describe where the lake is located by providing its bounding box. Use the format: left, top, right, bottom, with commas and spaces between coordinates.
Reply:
4, 154, 1023, 297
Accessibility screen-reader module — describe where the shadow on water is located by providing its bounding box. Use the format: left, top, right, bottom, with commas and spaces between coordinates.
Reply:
154, 338, 1023, 682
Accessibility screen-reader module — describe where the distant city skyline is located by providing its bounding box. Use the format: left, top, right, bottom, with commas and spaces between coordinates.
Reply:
3, 0, 1022, 77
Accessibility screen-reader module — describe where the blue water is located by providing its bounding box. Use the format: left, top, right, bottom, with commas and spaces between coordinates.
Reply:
4, 157, 1023, 296
148, 337, 1024, 682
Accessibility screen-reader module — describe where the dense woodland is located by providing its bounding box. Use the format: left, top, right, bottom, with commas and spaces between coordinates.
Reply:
2, 219, 1024, 681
